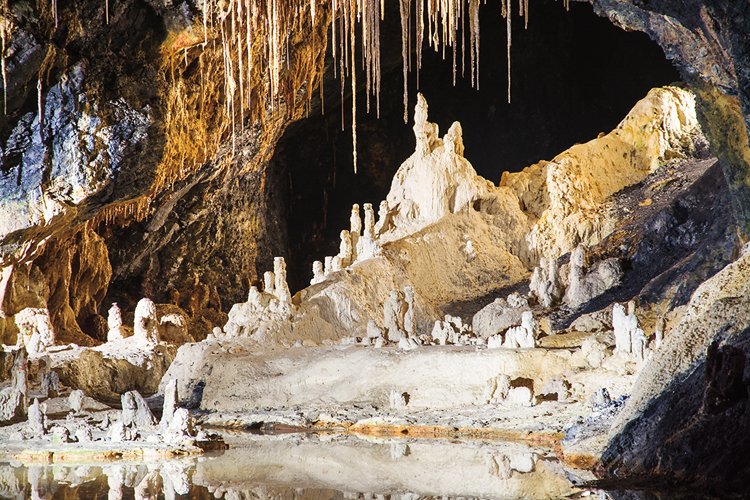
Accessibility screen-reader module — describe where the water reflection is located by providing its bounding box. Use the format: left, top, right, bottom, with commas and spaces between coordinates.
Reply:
0, 434, 591, 499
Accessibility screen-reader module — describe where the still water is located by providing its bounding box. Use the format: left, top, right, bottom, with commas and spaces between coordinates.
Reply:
0, 433, 599, 499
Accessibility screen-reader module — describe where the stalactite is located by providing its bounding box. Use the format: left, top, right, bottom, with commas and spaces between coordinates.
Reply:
399, 0, 410, 123
506, 0, 511, 103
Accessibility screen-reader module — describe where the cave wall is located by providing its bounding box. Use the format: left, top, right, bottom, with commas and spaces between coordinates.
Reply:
0, 0, 748, 389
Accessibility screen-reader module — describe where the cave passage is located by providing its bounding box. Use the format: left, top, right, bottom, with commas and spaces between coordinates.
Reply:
269, 0, 680, 292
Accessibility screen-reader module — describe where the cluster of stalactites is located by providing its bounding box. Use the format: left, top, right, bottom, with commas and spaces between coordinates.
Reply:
0, 0, 572, 173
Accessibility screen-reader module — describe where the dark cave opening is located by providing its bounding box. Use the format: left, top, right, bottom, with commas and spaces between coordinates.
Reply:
269, 0, 681, 293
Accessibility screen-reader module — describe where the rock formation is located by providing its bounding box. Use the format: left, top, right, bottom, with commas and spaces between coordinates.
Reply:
133, 299, 159, 345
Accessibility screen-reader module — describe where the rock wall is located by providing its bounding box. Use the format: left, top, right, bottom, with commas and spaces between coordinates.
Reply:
0, 0, 330, 344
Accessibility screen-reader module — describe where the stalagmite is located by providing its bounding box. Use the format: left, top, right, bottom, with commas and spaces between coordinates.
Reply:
273, 257, 292, 303
310, 260, 325, 284
324, 256, 334, 276
263, 271, 276, 295
374, 200, 392, 235
403, 285, 416, 336
338, 230, 354, 267
27, 399, 47, 437
14, 308, 56, 355
133, 298, 159, 344
107, 303, 127, 341
121, 391, 156, 428
161, 379, 178, 429
68, 390, 85, 415
383, 290, 405, 342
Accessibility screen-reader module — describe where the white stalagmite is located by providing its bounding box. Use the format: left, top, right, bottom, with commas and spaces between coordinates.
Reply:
311, 260, 325, 284
273, 257, 292, 303
338, 230, 354, 267
263, 271, 275, 295
107, 303, 127, 341
133, 298, 159, 344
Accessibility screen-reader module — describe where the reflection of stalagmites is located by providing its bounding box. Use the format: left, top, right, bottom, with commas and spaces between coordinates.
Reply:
389, 390, 408, 408
161, 379, 178, 429
14, 308, 56, 355
374, 200, 392, 235
27, 398, 47, 437
338, 230, 353, 267
68, 389, 84, 414
403, 286, 416, 336
529, 258, 561, 308
161, 462, 191, 497
106, 465, 126, 500
384, 290, 406, 342
273, 257, 291, 303
613, 302, 639, 355
310, 261, 325, 285
263, 271, 275, 295
503, 312, 536, 348
121, 391, 156, 428
107, 303, 126, 341
390, 442, 411, 459
134, 470, 162, 500
133, 298, 159, 344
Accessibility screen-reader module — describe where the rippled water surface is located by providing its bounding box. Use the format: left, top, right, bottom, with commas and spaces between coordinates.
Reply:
0, 433, 600, 499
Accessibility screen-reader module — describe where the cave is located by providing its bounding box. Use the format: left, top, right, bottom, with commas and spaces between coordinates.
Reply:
1, 0, 750, 497
274, 0, 680, 291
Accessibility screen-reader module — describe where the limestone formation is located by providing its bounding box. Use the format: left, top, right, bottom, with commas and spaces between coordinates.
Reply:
350, 204, 362, 260
383, 290, 406, 342
324, 256, 333, 276
355, 203, 381, 261
613, 302, 639, 355
310, 261, 325, 285
133, 298, 159, 344
331, 256, 343, 272
121, 391, 156, 428
403, 286, 416, 337
472, 294, 528, 338
503, 312, 536, 349
563, 245, 623, 309
389, 390, 408, 409
68, 389, 84, 414
374, 200, 392, 235
338, 230, 353, 267
161, 379, 178, 429
41, 370, 61, 398
273, 257, 292, 303
14, 308, 55, 355
27, 398, 47, 437
163, 408, 195, 444
107, 303, 127, 341
529, 258, 561, 308
263, 271, 275, 295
